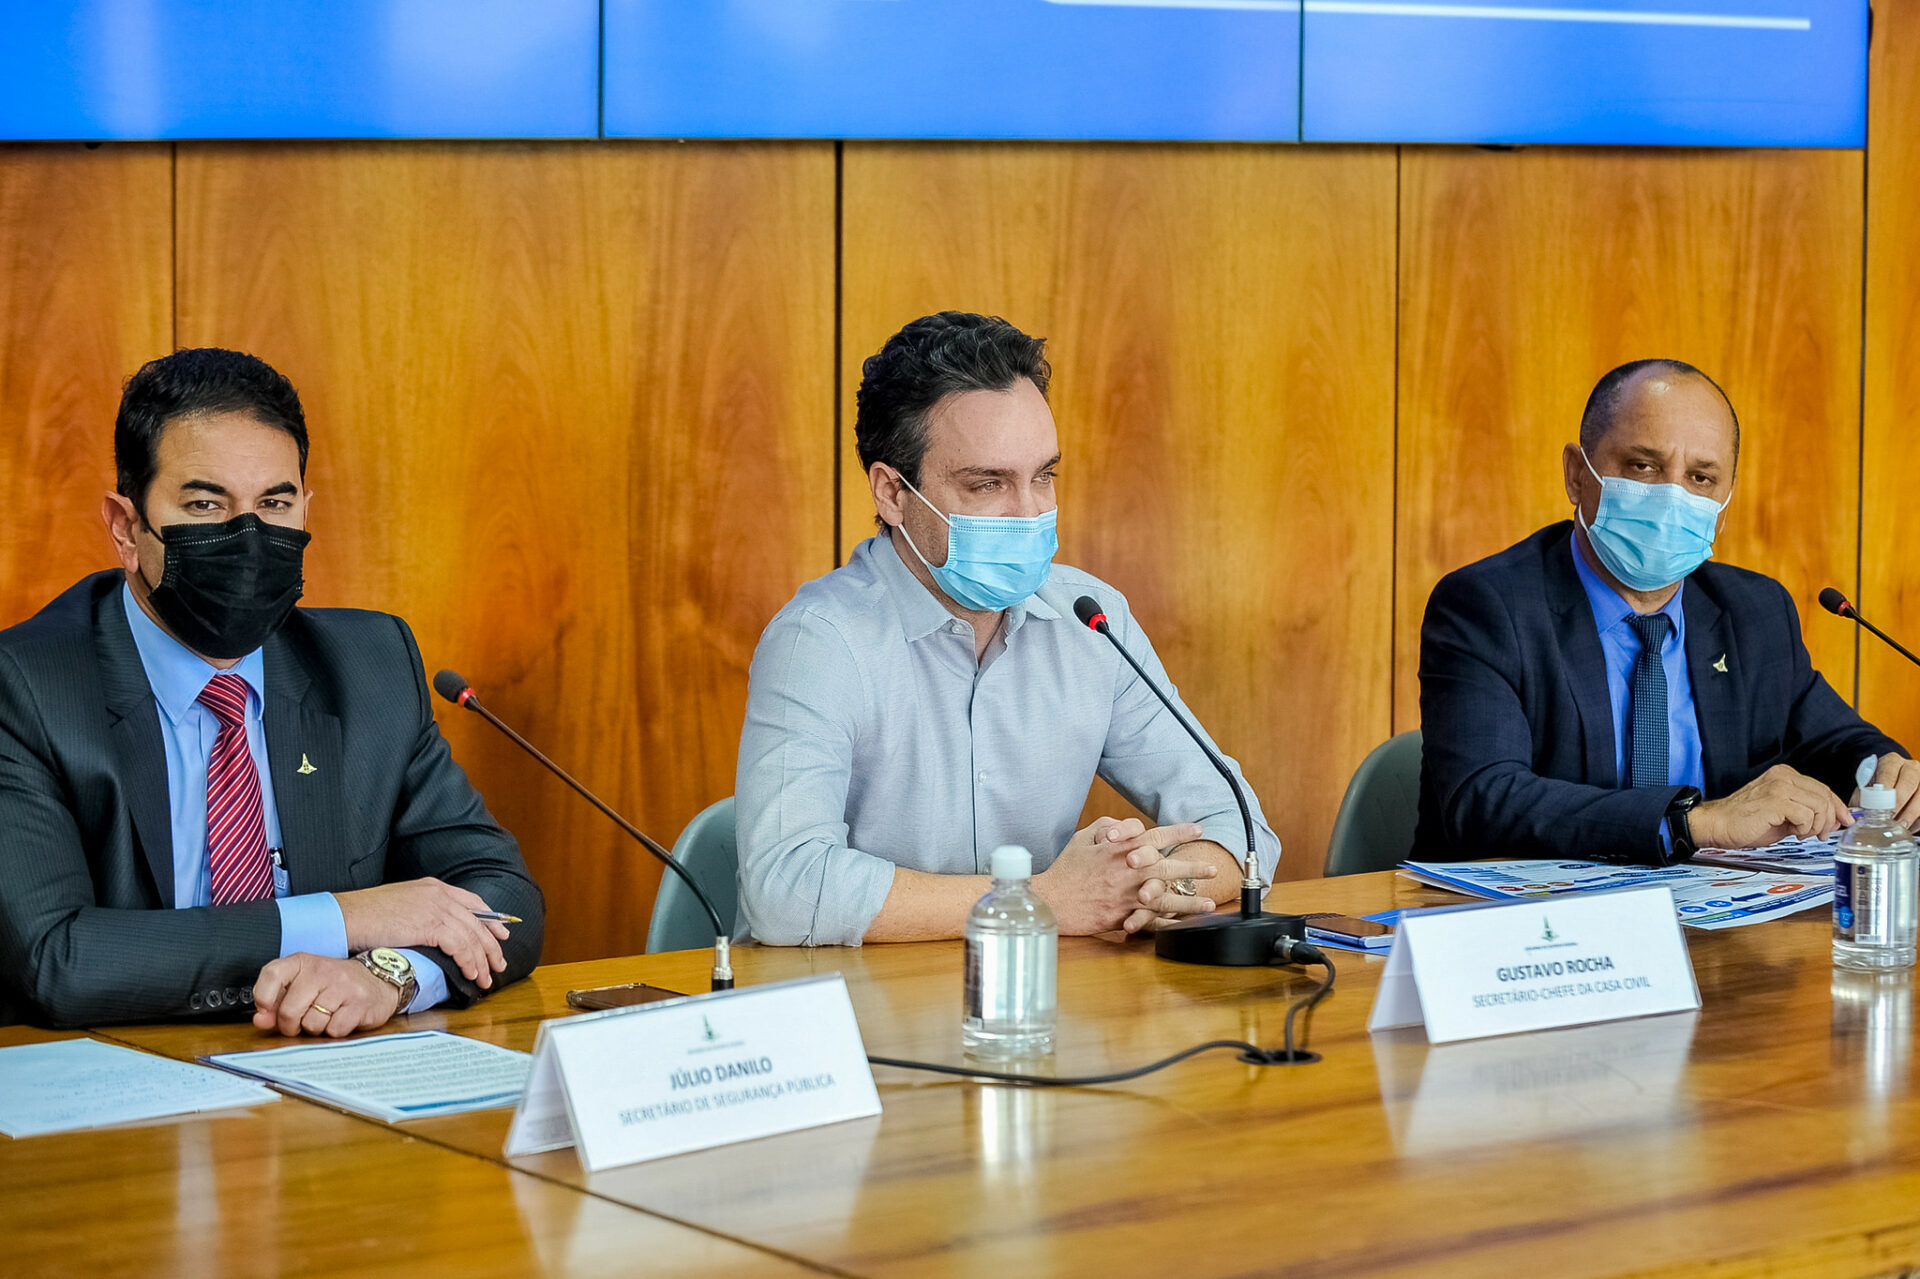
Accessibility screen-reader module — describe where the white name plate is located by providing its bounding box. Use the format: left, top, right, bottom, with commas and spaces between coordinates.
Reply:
1367, 885, 1700, 1043
504, 974, 881, 1172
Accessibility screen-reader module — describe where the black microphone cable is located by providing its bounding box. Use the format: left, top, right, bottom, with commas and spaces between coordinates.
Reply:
865, 940, 1335, 1087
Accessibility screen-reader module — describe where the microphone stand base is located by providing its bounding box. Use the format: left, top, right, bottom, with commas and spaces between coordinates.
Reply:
1154, 910, 1306, 967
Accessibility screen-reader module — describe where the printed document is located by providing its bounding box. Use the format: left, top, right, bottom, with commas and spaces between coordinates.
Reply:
205, 1030, 531, 1123
1400, 860, 1830, 930
0, 1038, 277, 1138
1692, 834, 1837, 877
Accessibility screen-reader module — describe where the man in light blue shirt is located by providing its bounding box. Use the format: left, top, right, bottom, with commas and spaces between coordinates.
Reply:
737, 313, 1281, 946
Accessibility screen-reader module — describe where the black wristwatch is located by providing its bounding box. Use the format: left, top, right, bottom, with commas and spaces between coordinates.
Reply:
1663, 787, 1704, 864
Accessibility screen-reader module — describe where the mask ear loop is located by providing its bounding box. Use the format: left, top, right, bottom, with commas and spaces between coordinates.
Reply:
885, 466, 950, 572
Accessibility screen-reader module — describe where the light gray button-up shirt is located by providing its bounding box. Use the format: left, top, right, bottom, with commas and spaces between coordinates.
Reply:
735, 533, 1282, 946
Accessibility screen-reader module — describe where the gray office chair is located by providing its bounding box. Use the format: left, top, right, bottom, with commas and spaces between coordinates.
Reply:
1323, 730, 1424, 877
645, 796, 740, 953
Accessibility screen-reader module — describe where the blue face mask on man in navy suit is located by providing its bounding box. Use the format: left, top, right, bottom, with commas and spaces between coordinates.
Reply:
1576, 447, 1731, 592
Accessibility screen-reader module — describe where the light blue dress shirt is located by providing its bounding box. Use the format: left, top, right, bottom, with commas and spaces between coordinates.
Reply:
735, 534, 1283, 946
1570, 536, 1707, 808
121, 584, 445, 1012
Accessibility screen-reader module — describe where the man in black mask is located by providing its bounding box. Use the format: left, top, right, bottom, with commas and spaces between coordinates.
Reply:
0, 348, 544, 1032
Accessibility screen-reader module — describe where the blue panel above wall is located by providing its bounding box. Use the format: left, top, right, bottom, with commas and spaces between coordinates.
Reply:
1301, 0, 1868, 147
601, 0, 1304, 142
0, 0, 600, 140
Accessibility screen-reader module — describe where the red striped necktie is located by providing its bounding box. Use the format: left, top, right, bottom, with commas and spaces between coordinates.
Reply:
197, 673, 275, 905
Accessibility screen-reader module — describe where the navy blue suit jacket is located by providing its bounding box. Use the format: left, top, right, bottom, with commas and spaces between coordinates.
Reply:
1414, 522, 1904, 864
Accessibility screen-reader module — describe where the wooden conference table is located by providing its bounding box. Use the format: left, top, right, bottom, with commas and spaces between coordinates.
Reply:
7, 870, 1920, 1278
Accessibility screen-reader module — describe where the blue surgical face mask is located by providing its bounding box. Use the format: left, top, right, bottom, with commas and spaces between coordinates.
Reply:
893, 472, 1058, 612
1577, 448, 1730, 592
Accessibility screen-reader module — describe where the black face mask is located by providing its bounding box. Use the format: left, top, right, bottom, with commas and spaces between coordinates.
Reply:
142, 513, 312, 661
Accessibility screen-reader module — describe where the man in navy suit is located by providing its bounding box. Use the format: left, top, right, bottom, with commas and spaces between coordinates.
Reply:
1416, 359, 1916, 865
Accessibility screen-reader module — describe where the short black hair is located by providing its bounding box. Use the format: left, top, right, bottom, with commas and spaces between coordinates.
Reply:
115, 348, 309, 518
1579, 358, 1739, 454
854, 312, 1051, 488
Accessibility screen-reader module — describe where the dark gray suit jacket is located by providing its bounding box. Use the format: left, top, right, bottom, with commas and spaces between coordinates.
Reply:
1415, 523, 1905, 864
0, 571, 544, 1027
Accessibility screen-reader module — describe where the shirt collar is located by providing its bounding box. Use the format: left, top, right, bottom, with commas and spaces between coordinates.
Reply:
120, 581, 267, 726
1568, 530, 1687, 645
866, 531, 1062, 642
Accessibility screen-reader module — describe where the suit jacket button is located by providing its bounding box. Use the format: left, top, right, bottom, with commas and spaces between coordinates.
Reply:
207, 989, 225, 1009
241, 986, 254, 1005
189, 992, 205, 1011
223, 987, 238, 1006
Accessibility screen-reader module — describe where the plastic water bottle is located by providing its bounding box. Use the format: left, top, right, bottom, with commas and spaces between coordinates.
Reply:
1833, 783, 1919, 971
962, 846, 1057, 1059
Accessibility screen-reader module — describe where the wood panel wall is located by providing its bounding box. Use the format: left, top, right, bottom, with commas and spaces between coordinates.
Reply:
1863, 1, 1920, 756
0, 146, 170, 602
0, 108, 1906, 953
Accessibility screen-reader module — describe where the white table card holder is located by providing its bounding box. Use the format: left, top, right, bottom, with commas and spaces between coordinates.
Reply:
1367, 885, 1701, 1044
505, 974, 882, 1172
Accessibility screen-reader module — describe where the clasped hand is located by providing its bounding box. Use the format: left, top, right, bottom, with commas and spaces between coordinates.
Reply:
1036, 816, 1242, 935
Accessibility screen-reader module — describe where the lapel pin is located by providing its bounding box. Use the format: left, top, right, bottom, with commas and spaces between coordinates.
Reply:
1712, 654, 1728, 674
297, 754, 317, 775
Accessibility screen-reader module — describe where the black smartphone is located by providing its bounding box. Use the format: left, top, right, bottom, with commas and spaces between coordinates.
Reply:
1304, 913, 1394, 942
565, 982, 686, 1011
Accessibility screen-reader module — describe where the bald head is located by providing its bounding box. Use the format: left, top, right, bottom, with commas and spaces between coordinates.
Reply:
1579, 359, 1740, 458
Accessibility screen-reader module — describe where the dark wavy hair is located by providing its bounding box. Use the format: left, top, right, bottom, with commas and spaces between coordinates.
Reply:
115, 348, 308, 517
854, 312, 1051, 489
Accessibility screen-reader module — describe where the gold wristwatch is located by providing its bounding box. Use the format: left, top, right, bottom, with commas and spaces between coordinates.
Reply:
355, 947, 419, 1011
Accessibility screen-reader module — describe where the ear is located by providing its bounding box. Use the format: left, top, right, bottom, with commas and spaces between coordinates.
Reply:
870, 463, 907, 530
1561, 443, 1588, 509
100, 493, 144, 575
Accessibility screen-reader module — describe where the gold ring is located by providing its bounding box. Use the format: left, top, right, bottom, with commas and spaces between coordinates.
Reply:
310, 1003, 333, 1017
1169, 879, 1198, 897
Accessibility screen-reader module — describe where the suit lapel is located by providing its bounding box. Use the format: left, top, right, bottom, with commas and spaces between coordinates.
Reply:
1684, 583, 1741, 795
96, 586, 176, 907
1546, 531, 1620, 788
263, 634, 347, 895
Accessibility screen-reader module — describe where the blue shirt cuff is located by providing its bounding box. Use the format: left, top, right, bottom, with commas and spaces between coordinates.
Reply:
275, 892, 348, 960
395, 949, 449, 1014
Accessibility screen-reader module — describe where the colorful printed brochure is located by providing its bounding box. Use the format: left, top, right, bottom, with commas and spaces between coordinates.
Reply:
1399, 860, 1831, 930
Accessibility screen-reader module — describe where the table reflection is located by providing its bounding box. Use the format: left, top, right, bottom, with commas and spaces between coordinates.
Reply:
1373, 1012, 1698, 1156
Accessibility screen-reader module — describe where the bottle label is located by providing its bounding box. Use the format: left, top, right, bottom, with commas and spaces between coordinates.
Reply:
1835, 861, 1856, 938
1837, 860, 1890, 946
964, 932, 1057, 1024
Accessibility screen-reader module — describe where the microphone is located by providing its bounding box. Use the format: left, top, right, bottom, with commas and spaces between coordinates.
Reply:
432, 670, 733, 992
1073, 596, 1307, 968
1820, 588, 1920, 668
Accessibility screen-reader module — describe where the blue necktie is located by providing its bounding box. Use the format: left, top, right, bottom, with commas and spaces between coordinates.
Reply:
1626, 613, 1673, 789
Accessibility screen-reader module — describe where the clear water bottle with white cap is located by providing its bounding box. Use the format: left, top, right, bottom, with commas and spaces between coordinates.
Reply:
1834, 757, 1919, 971
962, 845, 1057, 1059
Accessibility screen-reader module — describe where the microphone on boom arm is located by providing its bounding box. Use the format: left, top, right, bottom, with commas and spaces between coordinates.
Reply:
1072, 597, 1311, 968
432, 669, 734, 992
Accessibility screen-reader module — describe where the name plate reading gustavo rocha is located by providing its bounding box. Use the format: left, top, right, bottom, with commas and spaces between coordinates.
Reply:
504, 975, 881, 1172
1367, 885, 1700, 1043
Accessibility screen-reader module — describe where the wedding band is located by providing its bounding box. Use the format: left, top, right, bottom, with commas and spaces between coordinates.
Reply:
310, 1003, 333, 1017
1170, 879, 1198, 897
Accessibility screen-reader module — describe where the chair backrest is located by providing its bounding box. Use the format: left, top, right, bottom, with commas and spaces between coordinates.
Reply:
1323, 730, 1424, 877
646, 796, 740, 954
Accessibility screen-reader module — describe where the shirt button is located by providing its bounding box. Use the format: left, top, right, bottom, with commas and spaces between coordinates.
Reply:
977, 771, 989, 782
